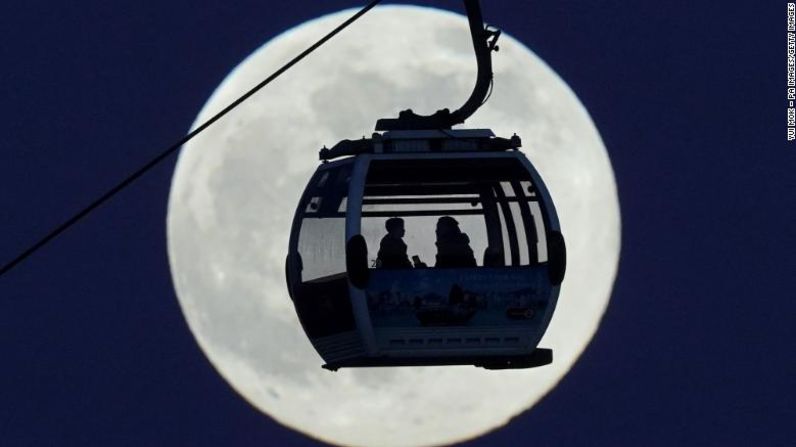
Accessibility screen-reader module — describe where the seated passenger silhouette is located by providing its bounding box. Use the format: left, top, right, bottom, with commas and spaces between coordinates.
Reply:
434, 216, 477, 268
376, 217, 413, 269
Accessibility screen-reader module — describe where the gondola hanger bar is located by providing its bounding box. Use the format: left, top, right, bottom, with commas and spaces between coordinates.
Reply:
374, 0, 500, 131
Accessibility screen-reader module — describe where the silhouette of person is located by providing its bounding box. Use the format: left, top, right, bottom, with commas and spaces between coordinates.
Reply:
434, 216, 477, 268
376, 217, 413, 269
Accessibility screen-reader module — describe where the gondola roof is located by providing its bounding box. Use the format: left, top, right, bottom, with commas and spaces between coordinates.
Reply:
319, 129, 522, 161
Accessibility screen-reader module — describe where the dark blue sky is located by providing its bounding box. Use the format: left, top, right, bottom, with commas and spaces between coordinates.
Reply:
1, 1, 792, 446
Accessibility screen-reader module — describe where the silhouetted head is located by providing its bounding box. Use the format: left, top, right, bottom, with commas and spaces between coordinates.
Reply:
385, 217, 405, 237
436, 216, 460, 237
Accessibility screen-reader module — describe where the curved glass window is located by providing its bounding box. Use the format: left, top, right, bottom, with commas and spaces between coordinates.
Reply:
360, 157, 546, 269
297, 163, 351, 281
359, 156, 554, 332
290, 161, 355, 338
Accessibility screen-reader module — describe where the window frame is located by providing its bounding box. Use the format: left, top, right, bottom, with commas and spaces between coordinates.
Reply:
354, 152, 551, 268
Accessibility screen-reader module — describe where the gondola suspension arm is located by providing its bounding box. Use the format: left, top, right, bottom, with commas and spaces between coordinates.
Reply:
375, 0, 501, 131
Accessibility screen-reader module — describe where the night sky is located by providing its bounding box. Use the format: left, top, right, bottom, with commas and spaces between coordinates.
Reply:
1, 1, 792, 446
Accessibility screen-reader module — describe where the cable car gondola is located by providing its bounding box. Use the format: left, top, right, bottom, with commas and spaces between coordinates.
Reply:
285, 0, 566, 370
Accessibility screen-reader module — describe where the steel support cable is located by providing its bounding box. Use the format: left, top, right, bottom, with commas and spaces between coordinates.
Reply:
0, 0, 382, 278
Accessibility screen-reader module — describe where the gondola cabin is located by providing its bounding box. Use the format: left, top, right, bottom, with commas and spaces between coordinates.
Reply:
285, 129, 566, 370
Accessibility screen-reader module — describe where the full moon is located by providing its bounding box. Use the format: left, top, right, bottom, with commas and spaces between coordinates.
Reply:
167, 5, 620, 447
